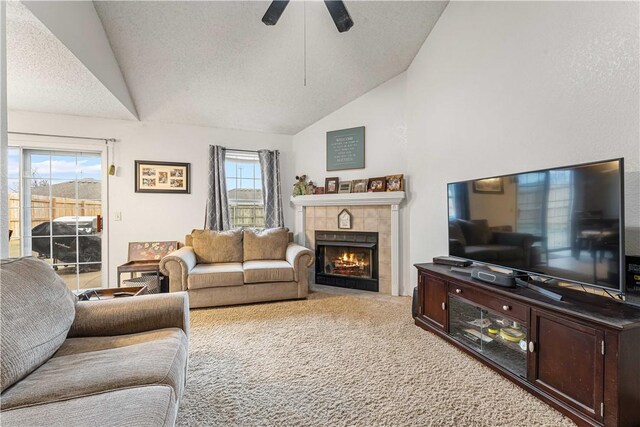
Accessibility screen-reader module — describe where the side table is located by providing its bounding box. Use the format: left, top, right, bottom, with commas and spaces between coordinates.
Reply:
117, 260, 167, 292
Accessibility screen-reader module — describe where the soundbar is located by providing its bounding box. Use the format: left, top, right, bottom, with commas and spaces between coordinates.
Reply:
471, 267, 516, 288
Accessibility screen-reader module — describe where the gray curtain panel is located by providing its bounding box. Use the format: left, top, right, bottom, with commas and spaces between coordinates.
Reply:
258, 149, 284, 228
205, 145, 230, 231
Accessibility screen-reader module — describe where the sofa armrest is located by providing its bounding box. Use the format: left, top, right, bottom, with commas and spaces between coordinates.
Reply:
68, 292, 189, 338
286, 243, 314, 282
160, 246, 197, 292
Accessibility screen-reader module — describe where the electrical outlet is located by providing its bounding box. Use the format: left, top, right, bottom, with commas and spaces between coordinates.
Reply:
114, 212, 122, 221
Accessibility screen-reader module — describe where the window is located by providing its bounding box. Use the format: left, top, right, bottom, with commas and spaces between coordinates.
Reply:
7, 144, 104, 292
7, 147, 21, 257
225, 151, 264, 228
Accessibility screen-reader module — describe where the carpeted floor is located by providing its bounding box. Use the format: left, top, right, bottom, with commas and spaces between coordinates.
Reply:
176, 286, 575, 426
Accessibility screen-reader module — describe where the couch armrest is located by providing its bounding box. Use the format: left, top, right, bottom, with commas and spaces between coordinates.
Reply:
160, 246, 197, 292
68, 292, 189, 338
286, 243, 314, 282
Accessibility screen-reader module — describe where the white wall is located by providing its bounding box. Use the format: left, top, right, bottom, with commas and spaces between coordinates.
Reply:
406, 0, 639, 290
8, 111, 293, 286
292, 1, 640, 295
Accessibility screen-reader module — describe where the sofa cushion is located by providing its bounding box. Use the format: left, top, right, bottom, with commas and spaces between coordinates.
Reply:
187, 263, 244, 290
0, 328, 187, 410
243, 228, 289, 261
0, 257, 77, 392
190, 229, 243, 264
457, 219, 491, 245
1, 386, 177, 427
243, 260, 294, 284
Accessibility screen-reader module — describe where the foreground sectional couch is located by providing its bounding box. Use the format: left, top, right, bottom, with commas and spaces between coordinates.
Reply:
0, 257, 189, 427
160, 227, 314, 308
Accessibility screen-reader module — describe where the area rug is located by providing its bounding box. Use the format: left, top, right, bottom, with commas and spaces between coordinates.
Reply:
176, 286, 575, 426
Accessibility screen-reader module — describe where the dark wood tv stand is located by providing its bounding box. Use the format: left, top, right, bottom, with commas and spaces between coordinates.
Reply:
414, 263, 640, 427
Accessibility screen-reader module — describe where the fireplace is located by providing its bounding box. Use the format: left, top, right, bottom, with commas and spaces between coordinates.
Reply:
315, 231, 378, 292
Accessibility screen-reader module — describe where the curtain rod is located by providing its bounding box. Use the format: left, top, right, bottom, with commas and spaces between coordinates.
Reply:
8, 131, 116, 143
226, 148, 262, 154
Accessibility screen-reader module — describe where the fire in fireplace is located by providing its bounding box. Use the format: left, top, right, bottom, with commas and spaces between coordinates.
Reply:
324, 246, 372, 278
315, 231, 378, 292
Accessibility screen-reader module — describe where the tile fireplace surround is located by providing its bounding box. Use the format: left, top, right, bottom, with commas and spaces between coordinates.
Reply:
290, 192, 406, 296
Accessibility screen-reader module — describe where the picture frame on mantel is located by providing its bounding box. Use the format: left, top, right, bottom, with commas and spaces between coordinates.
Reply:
338, 181, 353, 194
325, 177, 339, 194
326, 126, 365, 171
368, 177, 386, 192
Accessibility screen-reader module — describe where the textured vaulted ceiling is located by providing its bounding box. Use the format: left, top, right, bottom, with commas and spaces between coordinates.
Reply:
8, 1, 448, 135
6, 1, 134, 120
95, 1, 448, 134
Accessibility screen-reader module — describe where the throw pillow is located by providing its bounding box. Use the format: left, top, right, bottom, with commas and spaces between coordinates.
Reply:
243, 228, 289, 261
191, 229, 243, 264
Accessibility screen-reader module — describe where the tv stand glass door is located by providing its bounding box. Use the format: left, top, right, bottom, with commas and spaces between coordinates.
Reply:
448, 295, 528, 378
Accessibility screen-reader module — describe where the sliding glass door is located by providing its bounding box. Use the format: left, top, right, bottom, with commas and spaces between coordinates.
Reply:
8, 148, 104, 291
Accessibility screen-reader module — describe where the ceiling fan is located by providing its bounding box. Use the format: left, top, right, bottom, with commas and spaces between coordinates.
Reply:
262, 1, 354, 33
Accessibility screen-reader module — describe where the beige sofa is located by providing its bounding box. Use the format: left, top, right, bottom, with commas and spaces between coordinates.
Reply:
160, 228, 314, 308
0, 257, 189, 427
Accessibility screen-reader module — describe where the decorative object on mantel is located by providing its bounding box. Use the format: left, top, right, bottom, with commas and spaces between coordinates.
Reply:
325, 177, 339, 194
352, 179, 368, 193
368, 177, 386, 192
338, 209, 352, 229
135, 160, 190, 193
314, 186, 325, 195
326, 126, 365, 171
386, 174, 404, 192
292, 175, 316, 196
338, 181, 352, 194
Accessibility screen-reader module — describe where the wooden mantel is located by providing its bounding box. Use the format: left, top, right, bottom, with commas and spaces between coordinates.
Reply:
290, 192, 406, 296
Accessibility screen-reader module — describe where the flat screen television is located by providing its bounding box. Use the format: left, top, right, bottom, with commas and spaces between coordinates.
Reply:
447, 159, 624, 291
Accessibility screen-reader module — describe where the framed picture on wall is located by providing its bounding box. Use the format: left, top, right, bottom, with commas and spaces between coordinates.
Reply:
473, 177, 503, 194
135, 161, 190, 193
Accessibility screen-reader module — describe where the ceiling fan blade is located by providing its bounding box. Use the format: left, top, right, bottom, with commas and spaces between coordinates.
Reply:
262, 1, 290, 26
324, 1, 354, 33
